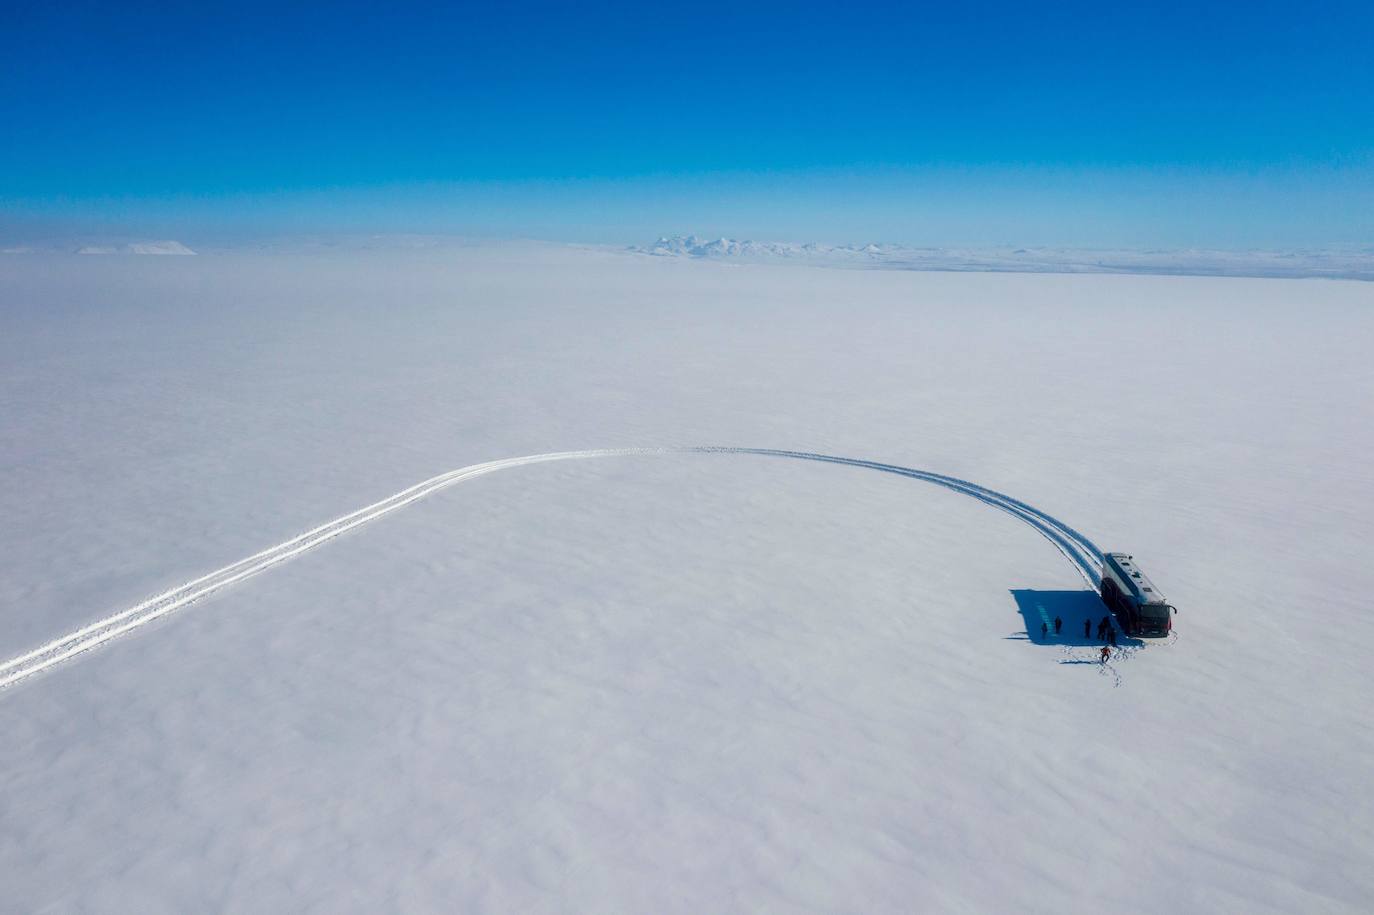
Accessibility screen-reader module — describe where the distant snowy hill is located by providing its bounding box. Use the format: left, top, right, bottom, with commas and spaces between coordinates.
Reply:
125, 240, 197, 255
635, 234, 1374, 280
74, 240, 197, 255
638, 234, 885, 261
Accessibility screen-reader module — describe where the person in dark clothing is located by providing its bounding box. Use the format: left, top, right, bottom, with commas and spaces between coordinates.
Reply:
1040, 621, 1048, 640
1096, 620, 1107, 641
1084, 618, 1092, 639
1100, 646, 1111, 664
1108, 628, 1118, 646
1054, 616, 1063, 635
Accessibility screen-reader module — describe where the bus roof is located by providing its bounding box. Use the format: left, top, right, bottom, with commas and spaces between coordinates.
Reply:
1104, 552, 1169, 606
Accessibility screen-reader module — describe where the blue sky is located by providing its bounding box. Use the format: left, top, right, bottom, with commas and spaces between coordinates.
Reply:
3, 1, 1372, 246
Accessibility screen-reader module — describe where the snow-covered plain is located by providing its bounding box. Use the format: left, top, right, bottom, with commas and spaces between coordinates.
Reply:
1, 245, 1372, 912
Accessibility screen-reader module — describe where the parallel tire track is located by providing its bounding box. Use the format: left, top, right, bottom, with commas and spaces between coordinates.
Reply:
0, 447, 1101, 691
702, 448, 1103, 586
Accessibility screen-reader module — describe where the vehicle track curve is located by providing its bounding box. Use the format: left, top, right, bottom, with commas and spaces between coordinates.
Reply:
0, 447, 1102, 691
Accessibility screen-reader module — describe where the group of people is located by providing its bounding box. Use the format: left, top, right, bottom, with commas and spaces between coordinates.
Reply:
1037, 614, 1118, 652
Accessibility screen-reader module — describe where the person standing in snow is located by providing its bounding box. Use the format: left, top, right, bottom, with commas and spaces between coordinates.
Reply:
1054, 616, 1063, 635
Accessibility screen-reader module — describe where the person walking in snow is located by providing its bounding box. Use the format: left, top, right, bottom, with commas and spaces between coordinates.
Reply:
1054, 616, 1063, 635
1100, 646, 1111, 664
1084, 618, 1091, 640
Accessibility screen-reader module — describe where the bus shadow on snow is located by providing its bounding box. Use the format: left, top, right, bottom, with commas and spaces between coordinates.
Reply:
1008, 589, 1145, 648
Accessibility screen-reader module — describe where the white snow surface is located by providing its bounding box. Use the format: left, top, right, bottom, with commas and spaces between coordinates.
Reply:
1, 244, 1372, 912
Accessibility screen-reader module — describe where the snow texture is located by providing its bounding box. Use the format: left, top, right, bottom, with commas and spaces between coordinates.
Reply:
0, 447, 1104, 691
1, 245, 1372, 912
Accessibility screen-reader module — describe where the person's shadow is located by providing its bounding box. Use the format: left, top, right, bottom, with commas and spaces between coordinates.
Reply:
1008, 589, 1144, 647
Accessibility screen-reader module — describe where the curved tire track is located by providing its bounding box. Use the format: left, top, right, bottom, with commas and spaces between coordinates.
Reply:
702, 448, 1103, 585
0, 446, 1101, 691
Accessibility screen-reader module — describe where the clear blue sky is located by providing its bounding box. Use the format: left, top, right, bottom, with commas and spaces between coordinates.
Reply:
3, 0, 1372, 246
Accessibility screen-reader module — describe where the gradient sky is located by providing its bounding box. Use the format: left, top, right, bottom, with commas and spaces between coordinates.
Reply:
3, 0, 1372, 246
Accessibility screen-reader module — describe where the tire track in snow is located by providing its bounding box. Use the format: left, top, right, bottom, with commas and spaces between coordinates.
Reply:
0, 447, 1101, 691
703, 448, 1103, 586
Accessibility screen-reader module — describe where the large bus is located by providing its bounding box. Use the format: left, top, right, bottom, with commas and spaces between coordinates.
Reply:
1100, 553, 1175, 637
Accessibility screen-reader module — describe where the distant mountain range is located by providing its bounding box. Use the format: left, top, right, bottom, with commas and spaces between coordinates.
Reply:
633, 235, 1374, 280
78, 240, 198, 255
636, 235, 897, 261
5, 234, 1371, 280
3, 239, 197, 256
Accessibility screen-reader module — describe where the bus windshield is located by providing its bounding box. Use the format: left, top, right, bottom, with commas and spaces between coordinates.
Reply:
1141, 604, 1170, 619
